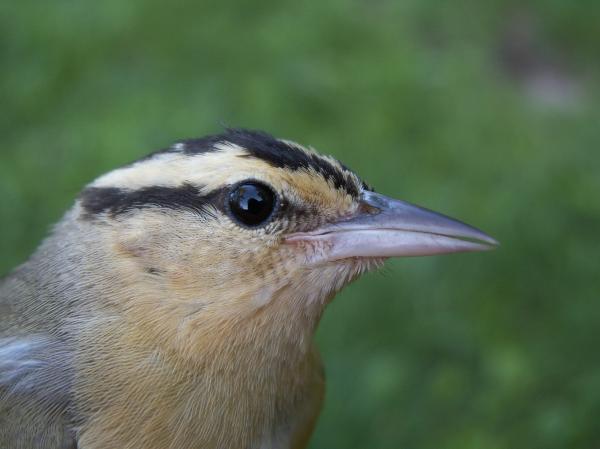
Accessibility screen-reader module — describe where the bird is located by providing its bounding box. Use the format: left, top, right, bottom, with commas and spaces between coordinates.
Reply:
0, 129, 497, 449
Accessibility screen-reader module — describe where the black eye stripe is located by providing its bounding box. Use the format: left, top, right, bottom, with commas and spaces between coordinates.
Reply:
80, 182, 281, 229
79, 184, 227, 219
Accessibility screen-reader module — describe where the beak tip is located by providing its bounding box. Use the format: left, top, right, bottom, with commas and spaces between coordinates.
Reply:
480, 234, 500, 248
483, 233, 500, 248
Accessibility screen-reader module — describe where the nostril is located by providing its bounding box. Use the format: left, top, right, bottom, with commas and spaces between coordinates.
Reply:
357, 201, 381, 216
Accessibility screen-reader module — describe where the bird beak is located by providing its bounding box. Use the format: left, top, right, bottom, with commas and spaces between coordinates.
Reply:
286, 191, 498, 262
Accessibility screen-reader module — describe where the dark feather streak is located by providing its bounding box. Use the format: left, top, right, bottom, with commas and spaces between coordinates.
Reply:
80, 184, 225, 219
172, 129, 365, 197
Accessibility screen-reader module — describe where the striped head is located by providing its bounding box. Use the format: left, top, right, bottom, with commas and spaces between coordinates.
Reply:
74, 129, 496, 323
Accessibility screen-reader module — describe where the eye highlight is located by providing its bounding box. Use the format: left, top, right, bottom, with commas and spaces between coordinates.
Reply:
228, 181, 277, 228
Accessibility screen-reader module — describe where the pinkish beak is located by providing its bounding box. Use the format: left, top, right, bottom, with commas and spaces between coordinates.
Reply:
286, 191, 498, 262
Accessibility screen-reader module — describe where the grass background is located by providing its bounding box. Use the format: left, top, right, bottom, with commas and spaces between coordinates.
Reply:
1, 1, 599, 448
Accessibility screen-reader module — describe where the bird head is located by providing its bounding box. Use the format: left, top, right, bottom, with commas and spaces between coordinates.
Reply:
73, 129, 496, 345
0, 129, 497, 449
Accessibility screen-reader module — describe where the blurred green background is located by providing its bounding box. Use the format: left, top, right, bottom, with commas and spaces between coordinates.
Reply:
1, 1, 599, 448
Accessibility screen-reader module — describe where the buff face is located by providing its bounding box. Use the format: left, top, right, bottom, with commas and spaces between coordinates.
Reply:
78, 130, 495, 317
78, 131, 371, 319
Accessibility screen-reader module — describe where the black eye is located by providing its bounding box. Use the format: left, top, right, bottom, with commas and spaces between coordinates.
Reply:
228, 182, 277, 227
